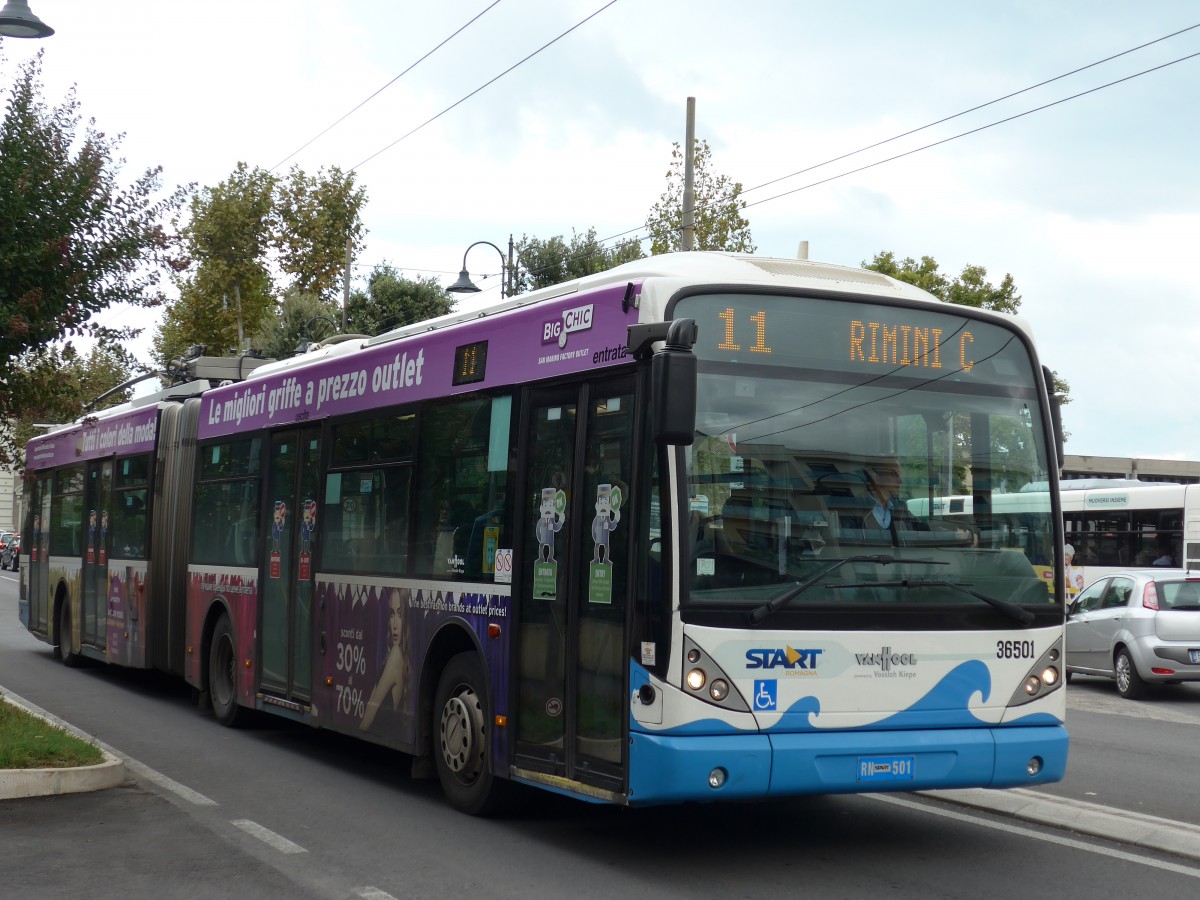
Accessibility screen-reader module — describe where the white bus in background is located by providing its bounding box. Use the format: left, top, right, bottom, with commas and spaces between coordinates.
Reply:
910, 479, 1200, 597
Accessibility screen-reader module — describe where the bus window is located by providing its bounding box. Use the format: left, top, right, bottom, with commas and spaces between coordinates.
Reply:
112, 454, 151, 559
50, 466, 84, 557
414, 395, 513, 580
323, 412, 416, 575
193, 438, 262, 566
322, 467, 411, 575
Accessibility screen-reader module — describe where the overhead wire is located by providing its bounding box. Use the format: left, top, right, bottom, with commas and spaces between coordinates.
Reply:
545, 29, 1200, 275
237, 17, 1200, 301
740, 21, 1200, 196
349, 0, 621, 171
269, 1, 505, 172
742, 46, 1200, 212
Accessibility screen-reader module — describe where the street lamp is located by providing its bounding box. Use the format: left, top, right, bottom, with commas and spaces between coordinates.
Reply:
0, 1, 54, 37
448, 238, 515, 299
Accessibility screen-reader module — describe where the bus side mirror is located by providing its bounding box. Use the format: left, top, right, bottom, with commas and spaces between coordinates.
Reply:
651, 318, 698, 446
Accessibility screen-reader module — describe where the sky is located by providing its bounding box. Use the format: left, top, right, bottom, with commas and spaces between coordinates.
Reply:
4, 0, 1199, 460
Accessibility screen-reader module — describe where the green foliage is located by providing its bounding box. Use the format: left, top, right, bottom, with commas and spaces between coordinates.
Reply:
863, 251, 1020, 313
0, 50, 187, 466
7, 343, 138, 458
645, 139, 755, 255
274, 165, 367, 301
514, 228, 644, 293
152, 162, 368, 368
154, 162, 278, 365
346, 264, 454, 335
252, 290, 341, 360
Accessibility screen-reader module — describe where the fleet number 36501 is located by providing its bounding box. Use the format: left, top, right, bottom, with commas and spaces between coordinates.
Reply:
996, 640, 1035, 659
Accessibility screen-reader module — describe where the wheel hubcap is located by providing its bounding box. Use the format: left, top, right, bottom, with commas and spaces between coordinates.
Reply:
214, 636, 234, 706
440, 685, 485, 784
1116, 655, 1130, 692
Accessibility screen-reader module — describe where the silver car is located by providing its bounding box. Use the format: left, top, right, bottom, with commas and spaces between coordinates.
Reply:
1066, 569, 1200, 699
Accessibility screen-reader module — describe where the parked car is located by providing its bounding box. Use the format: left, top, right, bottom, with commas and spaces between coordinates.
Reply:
0, 533, 18, 571
1066, 568, 1200, 699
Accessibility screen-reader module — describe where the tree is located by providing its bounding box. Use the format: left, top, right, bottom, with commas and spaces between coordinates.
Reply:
274, 165, 367, 302
7, 343, 138, 458
152, 162, 278, 366
1, 50, 188, 465
514, 228, 643, 293
645, 138, 754, 255
251, 289, 341, 361
152, 163, 368, 367
865, 251, 1020, 314
345, 264, 454, 335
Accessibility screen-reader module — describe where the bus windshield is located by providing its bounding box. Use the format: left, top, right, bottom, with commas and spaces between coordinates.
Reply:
676, 292, 1057, 611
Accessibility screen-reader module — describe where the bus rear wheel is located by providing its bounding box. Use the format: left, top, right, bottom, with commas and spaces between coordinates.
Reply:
209, 614, 243, 727
433, 652, 507, 815
58, 600, 80, 668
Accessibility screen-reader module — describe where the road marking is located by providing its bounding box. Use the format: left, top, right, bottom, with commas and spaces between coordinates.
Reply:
123, 758, 218, 807
231, 819, 308, 855
354, 889, 399, 900
873, 793, 1200, 878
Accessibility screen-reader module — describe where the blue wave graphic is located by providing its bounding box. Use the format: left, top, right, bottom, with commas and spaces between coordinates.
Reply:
630, 660, 1057, 736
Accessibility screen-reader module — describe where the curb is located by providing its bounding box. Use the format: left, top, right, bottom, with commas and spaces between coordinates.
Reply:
0, 691, 126, 801
923, 787, 1200, 863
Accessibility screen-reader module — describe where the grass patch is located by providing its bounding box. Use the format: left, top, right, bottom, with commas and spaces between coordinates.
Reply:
0, 695, 104, 769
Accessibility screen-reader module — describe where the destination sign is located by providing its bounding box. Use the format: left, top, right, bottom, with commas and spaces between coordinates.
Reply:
674, 292, 1036, 389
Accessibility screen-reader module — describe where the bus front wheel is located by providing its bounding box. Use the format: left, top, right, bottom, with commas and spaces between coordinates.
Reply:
433, 652, 507, 815
209, 614, 243, 727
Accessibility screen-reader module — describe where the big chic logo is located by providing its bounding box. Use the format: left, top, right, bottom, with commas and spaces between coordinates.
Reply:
542, 303, 594, 349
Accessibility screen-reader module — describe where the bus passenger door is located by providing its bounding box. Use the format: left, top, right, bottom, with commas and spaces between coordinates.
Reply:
82, 460, 113, 649
26, 476, 52, 633
261, 427, 321, 704
516, 378, 635, 794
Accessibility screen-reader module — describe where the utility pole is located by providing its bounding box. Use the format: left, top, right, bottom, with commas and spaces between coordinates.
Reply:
234, 283, 244, 349
682, 97, 696, 252
507, 234, 515, 298
343, 236, 352, 330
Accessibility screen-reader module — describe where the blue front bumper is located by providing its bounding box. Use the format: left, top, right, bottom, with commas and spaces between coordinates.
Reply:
627, 724, 1068, 806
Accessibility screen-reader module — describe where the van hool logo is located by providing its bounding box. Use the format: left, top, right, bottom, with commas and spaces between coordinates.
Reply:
542, 303, 594, 348
855, 646, 917, 673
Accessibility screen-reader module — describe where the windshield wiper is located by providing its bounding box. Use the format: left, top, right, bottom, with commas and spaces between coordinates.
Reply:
832, 578, 1036, 626
747, 556, 946, 625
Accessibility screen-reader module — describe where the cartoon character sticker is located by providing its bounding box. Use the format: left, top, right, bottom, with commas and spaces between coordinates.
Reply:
270, 500, 287, 579
299, 499, 316, 580
87, 509, 97, 564
588, 483, 623, 604
99, 510, 109, 566
533, 487, 567, 601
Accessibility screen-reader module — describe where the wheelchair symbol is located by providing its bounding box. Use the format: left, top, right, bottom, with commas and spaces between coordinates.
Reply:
753, 679, 777, 711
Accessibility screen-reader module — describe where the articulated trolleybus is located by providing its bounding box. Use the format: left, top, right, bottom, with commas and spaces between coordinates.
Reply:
19, 252, 1068, 813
